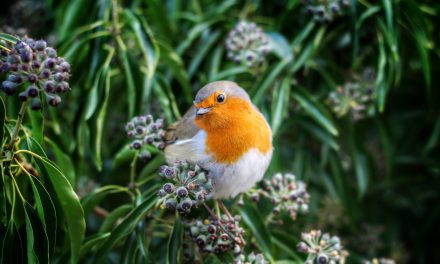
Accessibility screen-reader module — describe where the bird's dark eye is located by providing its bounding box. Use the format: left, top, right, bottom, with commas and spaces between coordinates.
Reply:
216, 94, 225, 103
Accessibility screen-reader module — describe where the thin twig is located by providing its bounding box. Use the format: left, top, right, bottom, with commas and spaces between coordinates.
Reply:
203, 203, 218, 220
218, 200, 234, 221
7, 101, 28, 150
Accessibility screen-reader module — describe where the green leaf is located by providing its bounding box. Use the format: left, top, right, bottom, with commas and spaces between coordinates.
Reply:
94, 193, 157, 262
167, 216, 183, 264
24, 202, 49, 264
239, 203, 273, 262
99, 204, 133, 233
112, 145, 136, 170
292, 87, 339, 136
45, 138, 76, 186
252, 58, 291, 105
0, 33, 19, 44
158, 41, 193, 104
27, 175, 57, 261
271, 78, 291, 136
353, 150, 369, 197
93, 65, 112, 171
188, 30, 221, 78
27, 108, 44, 144
1, 221, 25, 264
118, 48, 136, 118
81, 185, 130, 216
376, 32, 387, 112
79, 233, 110, 258
0, 97, 5, 148
36, 155, 85, 264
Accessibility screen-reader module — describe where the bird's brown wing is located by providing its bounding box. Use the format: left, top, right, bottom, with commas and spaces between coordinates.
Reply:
163, 105, 200, 144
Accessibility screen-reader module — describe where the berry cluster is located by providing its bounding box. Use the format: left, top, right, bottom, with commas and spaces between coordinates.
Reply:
226, 21, 270, 67
327, 68, 376, 120
257, 173, 310, 221
0, 37, 71, 110
363, 258, 395, 264
302, 0, 350, 23
125, 114, 166, 162
234, 252, 268, 264
297, 230, 348, 264
185, 214, 244, 255
158, 161, 213, 214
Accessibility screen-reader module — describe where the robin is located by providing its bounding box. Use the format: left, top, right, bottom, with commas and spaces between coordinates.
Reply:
164, 81, 273, 200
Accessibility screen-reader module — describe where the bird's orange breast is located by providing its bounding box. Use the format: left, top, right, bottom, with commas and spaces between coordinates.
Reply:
195, 97, 272, 164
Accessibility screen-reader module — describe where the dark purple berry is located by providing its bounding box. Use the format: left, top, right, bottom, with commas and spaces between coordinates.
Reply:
208, 225, 216, 233
20, 50, 32, 62
135, 126, 145, 134
163, 183, 174, 193
159, 165, 167, 174
26, 86, 39, 97
40, 69, 51, 79
32, 60, 41, 69
60, 61, 71, 72
46, 94, 61, 106
55, 82, 67, 93
7, 54, 20, 64
150, 124, 158, 132
44, 81, 55, 93
28, 74, 38, 83
18, 92, 28, 101
2, 81, 17, 95
176, 187, 188, 198
139, 150, 151, 162
0, 62, 10, 72
44, 58, 56, 68
180, 198, 192, 210
30, 99, 42, 111
156, 142, 165, 150
35, 40, 47, 51
331, 4, 340, 13
165, 198, 177, 209
20, 64, 29, 71
144, 136, 154, 144
296, 242, 308, 253
164, 167, 175, 178
131, 140, 142, 150
45, 47, 57, 58
54, 73, 64, 82
317, 254, 329, 264
196, 236, 206, 247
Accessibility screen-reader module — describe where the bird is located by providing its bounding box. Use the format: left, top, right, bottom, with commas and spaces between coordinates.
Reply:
164, 81, 273, 199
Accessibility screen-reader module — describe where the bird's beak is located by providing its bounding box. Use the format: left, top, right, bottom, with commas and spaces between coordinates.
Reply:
196, 107, 212, 116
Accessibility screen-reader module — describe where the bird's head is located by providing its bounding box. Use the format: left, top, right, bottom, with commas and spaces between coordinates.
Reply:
193, 81, 253, 130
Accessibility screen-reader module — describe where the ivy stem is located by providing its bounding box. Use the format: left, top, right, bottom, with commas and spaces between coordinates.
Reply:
129, 154, 138, 187
7, 101, 28, 151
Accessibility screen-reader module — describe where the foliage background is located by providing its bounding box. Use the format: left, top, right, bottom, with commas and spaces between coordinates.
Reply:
1, 0, 440, 263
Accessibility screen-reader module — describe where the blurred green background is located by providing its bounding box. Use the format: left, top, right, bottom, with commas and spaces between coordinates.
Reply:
1, 0, 439, 263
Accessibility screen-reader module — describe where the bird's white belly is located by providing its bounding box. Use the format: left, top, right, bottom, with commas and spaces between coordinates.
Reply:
165, 130, 272, 198
206, 148, 272, 198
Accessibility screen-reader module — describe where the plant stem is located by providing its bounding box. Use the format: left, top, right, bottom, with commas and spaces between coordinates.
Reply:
129, 154, 138, 186
7, 101, 28, 151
